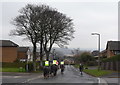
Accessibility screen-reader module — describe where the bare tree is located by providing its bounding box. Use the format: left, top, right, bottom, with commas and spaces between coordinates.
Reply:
40, 9, 75, 60
10, 4, 49, 71
10, 4, 75, 69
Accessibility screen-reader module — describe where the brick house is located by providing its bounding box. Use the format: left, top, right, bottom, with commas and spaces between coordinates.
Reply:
106, 41, 120, 58
0, 40, 19, 62
100, 50, 107, 58
18, 47, 29, 62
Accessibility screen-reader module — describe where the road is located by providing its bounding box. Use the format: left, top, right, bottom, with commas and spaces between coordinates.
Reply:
2, 65, 99, 85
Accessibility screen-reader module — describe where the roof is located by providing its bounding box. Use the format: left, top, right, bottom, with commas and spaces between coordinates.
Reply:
91, 50, 99, 56
106, 41, 120, 50
0, 40, 19, 47
100, 50, 107, 54
18, 47, 29, 52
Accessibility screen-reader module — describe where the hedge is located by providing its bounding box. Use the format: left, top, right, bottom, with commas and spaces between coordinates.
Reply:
2, 62, 26, 68
102, 55, 120, 62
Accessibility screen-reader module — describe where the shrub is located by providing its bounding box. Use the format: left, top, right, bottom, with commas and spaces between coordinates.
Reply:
87, 61, 97, 66
27, 62, 34, 72
2, 62, 26, 68
102, 55, 120, 62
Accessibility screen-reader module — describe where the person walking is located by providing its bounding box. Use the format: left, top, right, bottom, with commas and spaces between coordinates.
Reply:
79, 63, 84, 75
60, 64, 65, 74
53, 64, 58, 76
43, 61, 50, 79
43, 66, 50, 78
50, 64, 54, 77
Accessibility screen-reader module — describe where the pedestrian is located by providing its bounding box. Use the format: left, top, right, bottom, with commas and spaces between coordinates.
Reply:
52, 64, 58, 76
60, 64, 65, 74
43, 66, 50, 78
50, 64, 54, 77
43, 61, 50, 79
79, 63, 84, 75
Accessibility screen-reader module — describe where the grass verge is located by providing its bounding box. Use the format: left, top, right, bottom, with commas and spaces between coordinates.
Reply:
73, 64, 89, 69
0, 67, 26, 72
84, 69, 113, 77
0, 67, 43, 73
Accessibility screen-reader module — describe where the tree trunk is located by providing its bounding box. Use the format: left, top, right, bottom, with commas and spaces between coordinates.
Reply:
33, 43, 37, 71
40, 39, 43, 67
46, 51, 50, 61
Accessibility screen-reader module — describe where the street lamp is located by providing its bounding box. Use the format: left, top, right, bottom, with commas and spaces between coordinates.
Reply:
91, 33, 101, 71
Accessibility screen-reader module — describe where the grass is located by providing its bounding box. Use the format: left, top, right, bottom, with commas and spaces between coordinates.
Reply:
0, 67, 43, 73
84, 69, 113, 77
0, 67, 26, 72
73, 64, 89, 69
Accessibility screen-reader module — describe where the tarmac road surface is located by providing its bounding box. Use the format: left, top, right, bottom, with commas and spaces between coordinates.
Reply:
2, 65, 99, 85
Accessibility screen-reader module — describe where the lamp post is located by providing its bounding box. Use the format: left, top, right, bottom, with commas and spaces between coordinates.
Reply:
91, 33, 100, 71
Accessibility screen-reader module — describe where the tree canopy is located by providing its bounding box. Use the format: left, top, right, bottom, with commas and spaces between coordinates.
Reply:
10, 4, 75, 70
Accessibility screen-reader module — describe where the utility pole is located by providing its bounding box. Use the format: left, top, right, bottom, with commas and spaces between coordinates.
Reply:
91, 33, 101, 71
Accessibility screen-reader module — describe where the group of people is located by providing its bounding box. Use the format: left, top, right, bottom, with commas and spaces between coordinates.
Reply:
43, 62, 84, 78
43, 64, 65, 79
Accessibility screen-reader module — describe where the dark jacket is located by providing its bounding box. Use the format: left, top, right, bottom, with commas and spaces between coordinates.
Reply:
79, 64, 84, 71
60, 65, 65, 69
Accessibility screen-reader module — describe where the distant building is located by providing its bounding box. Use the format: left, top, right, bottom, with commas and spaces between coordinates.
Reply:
91, 50, 99, 59
106, 41, 120, 58
64, 54, 75, 64
0, 40, 19, 62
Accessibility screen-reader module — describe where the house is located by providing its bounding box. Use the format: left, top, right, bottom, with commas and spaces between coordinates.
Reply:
91, 50, 99, 59
27, 47, 40, 62
0, 40, 19, 62
18, 47, 29, 62
100, 50, 107, 58
106, 41, 120, 58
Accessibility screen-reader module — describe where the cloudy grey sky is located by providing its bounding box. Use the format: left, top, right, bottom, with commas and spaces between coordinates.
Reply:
0, 0, 119, 51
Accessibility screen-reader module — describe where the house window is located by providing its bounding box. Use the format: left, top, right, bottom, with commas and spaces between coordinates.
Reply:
114, 51, 120, 55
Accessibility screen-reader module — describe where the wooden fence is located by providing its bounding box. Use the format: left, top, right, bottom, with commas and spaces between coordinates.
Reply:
101, 61, 120, 71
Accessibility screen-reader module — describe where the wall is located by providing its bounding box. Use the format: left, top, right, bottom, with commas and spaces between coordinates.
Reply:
18, 52, 27, 59
1, 47, 18, 62
107, 50, 115, 58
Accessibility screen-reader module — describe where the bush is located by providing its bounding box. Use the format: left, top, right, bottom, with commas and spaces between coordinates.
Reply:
102, 55, 120, 62
87, 61, 97, 66
2, 62, 26, 68
27, 62, 34, 72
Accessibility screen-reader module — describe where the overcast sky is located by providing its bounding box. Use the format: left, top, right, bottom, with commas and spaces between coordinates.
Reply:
0, 0, 119, 51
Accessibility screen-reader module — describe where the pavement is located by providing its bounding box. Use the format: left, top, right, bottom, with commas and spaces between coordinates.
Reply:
88, 66, 120, 85
101, 72, 120, 85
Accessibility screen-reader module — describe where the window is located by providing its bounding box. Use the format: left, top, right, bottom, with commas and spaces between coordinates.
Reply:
114, 51, 120, 55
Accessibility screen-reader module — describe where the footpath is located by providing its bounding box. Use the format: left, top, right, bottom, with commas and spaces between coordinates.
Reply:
101, 72, 120, 85
88, 66, 120, 85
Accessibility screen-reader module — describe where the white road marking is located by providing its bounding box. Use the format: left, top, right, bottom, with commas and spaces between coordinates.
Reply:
98, 78, 101, 83
14, 76, 21, 78
2, 76, 21, 78
22, 75, 43, 83
98, 78, 108, 85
